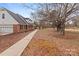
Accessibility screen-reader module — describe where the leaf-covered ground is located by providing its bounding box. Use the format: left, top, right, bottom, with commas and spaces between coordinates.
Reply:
21, 28, 79, 56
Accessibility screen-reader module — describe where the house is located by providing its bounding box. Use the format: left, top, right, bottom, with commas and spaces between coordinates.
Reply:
73, 16, 79, 27
66, 16, 79, 27
0, 8, 33, 35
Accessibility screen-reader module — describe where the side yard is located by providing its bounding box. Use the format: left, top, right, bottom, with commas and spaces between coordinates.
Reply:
0, 31, 31, 53
21, 28, 61, 56
21, 28, 79, 56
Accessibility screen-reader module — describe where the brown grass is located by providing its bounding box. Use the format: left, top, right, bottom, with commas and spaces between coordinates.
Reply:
21, 29, 61, 56
0, 31, 31, 53
21, 28, 79, 56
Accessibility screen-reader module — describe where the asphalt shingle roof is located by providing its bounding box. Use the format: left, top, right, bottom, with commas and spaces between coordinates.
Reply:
4, 8, 29, 25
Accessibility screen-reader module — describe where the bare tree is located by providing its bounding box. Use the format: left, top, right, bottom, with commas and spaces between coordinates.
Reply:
22, 3, 79, 35
54, 3, 79, 35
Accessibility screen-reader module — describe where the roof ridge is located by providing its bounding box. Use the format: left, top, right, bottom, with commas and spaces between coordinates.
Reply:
4, 8, 28, 25
16, 14, 28, 25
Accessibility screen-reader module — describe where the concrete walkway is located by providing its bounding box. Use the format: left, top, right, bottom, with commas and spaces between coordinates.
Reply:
0, 29, 38, 56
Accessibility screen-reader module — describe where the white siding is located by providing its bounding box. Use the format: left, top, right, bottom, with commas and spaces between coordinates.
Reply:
0, 9, 19, 24
0, 9, 18, 35
0, 25, 13, 35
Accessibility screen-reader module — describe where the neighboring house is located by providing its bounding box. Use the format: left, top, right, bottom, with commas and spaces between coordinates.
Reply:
67, 16, 79, 27
73, 16, 79, 27
0, 8, 33, 35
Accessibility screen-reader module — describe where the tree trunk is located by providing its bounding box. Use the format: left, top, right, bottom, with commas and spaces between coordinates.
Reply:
62, 24, 65, 35
61, 21, 65, 35
57, 26, 60, 32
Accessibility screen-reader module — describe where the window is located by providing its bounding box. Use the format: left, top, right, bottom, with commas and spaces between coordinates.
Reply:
24, 25, 27, 29
25, 25, 27, 29
20, 25, 23, 29
2, 13, 5, 19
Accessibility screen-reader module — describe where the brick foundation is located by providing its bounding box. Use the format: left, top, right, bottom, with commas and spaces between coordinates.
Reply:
13, 24, 20, 33
13, 24, 34, 33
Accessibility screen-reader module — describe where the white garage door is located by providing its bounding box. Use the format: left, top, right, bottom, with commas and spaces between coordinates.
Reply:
0, 25, 13, 34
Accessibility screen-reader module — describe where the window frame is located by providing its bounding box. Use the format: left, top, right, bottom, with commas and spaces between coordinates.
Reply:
2, 13, 5, 19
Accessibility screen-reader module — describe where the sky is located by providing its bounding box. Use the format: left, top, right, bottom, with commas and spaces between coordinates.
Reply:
0, 3, 38, 18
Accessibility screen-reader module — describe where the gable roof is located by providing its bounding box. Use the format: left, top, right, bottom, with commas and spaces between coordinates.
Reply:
4, 8, 29, 25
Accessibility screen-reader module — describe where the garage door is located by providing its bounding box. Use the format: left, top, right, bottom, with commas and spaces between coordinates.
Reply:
0, 25, 13, 33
